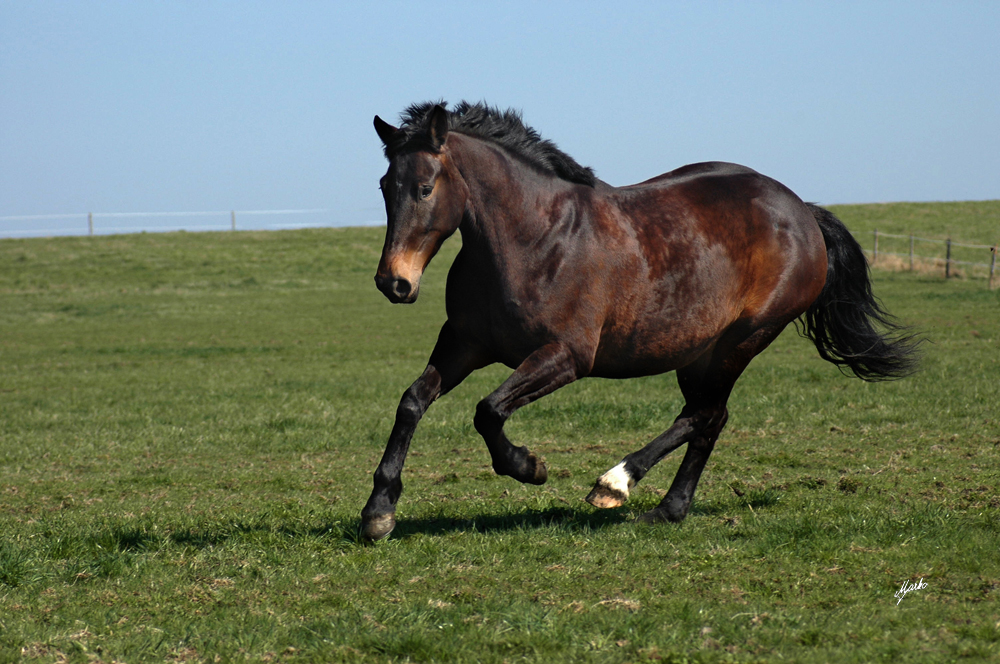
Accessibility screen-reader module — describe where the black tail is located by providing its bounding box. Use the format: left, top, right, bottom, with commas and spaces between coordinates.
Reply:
800, 204, 920, 381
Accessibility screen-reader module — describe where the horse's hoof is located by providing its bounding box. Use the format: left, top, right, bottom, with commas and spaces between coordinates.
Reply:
585, 462, 632, 508
585, 484, 627, 509
361, 513, 396, 541
636, 507, 684, 525
494, 451, 548, 485
527, 453, 548, 485
635, 509, 667, 524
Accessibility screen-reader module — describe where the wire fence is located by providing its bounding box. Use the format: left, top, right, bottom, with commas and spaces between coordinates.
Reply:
3, 210, 996, 288
853, 229, 998, 289
0, 209, 384, 238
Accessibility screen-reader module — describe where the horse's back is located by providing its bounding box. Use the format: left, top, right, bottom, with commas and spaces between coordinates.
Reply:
587, 162, 827, 377
615, 161, 824, 272
624, 161, 761, 189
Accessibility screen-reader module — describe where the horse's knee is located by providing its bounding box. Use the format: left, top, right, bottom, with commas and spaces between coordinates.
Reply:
395, 389, 425, 427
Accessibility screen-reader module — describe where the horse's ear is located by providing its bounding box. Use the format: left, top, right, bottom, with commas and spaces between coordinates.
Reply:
374, 115, 399, 146
428, 105, 449, 149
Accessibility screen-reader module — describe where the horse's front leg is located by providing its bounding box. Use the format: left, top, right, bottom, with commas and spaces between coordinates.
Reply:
361, 323, 484, 541
474, 342, 588, 485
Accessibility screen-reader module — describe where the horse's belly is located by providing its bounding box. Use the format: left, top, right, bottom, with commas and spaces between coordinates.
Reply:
590, 356, 685, 379
589, 326, 719, 379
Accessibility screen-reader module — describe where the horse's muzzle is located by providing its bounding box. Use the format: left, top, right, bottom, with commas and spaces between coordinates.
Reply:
375, 274, 418, 303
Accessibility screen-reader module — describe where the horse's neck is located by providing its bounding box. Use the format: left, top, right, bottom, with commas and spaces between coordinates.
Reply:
451, 135, 572, 254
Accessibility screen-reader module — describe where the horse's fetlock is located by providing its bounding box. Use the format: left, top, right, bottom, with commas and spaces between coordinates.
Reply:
474, 400, 502, 434
372, 472, 403, 502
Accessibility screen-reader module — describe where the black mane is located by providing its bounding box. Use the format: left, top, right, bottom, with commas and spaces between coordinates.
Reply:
386, 101, 596, 187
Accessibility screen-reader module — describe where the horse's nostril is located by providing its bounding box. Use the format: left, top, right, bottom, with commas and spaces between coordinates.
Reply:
374, 273, 416, 302
391, 278, 412, 299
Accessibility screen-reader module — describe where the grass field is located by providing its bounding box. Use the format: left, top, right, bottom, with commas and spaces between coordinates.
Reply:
1, 201, 999, 663
828, 201, 1000, 281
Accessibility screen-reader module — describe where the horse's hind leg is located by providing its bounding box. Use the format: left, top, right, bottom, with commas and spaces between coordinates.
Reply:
474, 342, 586, 485
585, 396, 724, 511
587, 324, 785, 521
637, 393, 728, 523
585, 409, 699, 508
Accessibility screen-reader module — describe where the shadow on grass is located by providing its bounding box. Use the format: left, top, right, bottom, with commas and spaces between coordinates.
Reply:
378, 495, 752, 541
182, 496, 751, 547
386, 505, 628, 540
163, 505, 634, 550
168, 520, 350, 548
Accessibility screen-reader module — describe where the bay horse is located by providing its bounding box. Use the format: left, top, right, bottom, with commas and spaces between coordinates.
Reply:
361, 101, 917, 541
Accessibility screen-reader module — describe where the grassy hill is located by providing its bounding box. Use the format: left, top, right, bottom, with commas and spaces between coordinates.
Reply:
1, 201, 998, 662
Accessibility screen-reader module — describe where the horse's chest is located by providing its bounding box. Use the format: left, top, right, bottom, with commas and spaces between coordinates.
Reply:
447, 285, 551, 353
445, 245, 608, 364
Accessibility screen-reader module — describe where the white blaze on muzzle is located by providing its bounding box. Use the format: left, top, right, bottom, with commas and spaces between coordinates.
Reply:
386, 249, 428, 288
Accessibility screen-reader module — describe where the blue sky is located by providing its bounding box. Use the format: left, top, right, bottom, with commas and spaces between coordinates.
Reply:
1, 1, 998, 234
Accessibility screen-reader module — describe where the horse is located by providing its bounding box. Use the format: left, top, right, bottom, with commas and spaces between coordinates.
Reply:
361, 101, 917, 541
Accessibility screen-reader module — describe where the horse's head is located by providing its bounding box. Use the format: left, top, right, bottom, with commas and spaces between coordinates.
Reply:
373, 105, 468, 304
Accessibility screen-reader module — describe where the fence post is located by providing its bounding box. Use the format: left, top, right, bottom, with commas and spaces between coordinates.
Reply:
88, 212, 93, 236
990, 245, 997, 290
909, 234, 914, 271
873, 229, 879, 264
945, 238, 952, 278
231, 210, 236, 231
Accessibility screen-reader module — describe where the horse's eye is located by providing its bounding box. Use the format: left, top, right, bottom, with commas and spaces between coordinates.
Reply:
419, 184, 434, 199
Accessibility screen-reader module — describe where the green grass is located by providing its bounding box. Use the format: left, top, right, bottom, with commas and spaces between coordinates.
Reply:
1, 205, 999, 663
